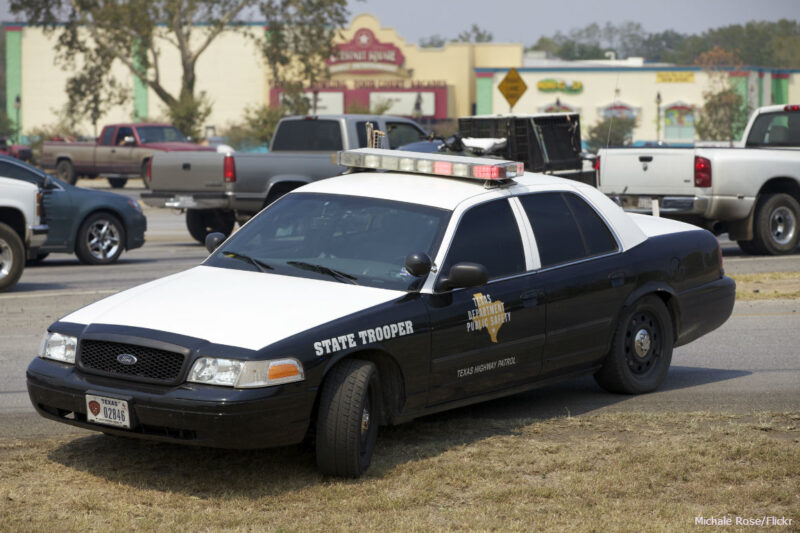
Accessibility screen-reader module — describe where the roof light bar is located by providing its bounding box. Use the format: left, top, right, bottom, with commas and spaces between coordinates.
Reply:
337, 148, 525, 181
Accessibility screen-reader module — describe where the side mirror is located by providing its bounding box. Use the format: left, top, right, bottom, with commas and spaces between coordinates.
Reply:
123, 135, 136, 146
404, 252, 432, 277
43, 175, 55, 189
205, 232, 226, 253
437, 262, 488, 291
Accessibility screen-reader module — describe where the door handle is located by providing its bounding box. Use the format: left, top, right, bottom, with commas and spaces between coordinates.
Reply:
609, 272, 625, 288
521, 289, 542, 307
638, 155, 653, 163
182, 163, 191, 170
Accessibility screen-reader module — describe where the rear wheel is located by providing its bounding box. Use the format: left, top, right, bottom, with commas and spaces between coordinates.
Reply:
75, 212, 126, 264
107, 177, 128, 189
736, 239, 761, 255
595, 295, 674, 394
752, 193, 800, 255
56, 160, 77, 185
0, 223, 25, 292
316, 359, 381, 477
185, 209, 235, 244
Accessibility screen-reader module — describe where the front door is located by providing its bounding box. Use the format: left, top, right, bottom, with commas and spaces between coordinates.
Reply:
425, 199, 545, 406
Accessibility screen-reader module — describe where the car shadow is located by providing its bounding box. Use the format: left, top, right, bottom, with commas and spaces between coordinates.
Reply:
46, 365, 749, 493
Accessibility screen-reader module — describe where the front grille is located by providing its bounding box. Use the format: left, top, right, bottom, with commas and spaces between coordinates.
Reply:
79, 340, 186, 384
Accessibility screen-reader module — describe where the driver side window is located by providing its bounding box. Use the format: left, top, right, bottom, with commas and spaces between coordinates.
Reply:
441, 200, 525, 280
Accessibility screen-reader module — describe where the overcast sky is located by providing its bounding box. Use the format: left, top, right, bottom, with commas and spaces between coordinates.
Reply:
346, 0, 800, 46
1, 0, 797, 47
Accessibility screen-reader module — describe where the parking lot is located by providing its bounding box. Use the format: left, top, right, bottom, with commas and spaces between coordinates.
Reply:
2, 179, 799, 438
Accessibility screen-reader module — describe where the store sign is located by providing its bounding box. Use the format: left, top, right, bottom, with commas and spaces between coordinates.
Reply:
328, 28, 405, 74
537, 79, 583, 94
657, 72, 695, 83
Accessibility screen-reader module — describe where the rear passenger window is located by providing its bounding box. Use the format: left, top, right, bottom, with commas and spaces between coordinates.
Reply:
521, 192, 617, 268
442, 200, 525, 280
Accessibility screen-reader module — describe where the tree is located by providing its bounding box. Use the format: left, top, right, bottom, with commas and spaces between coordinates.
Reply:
261, 0, 348, 115
694, 46, 750, 144
419, 35, 446, 48
11, 0, 254, 139
585, 116, 636, 151
454, 24, 493, 43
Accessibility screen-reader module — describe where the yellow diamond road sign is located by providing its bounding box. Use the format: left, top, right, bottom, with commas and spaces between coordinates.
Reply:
498, 68, 527, 109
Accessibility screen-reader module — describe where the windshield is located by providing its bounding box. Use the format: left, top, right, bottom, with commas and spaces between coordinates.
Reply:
137, 126, 188, 144
745, 111, 800, 147
205, 192, 450, 290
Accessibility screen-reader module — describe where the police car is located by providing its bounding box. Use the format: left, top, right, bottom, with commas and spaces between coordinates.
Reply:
27, 148, 736, 477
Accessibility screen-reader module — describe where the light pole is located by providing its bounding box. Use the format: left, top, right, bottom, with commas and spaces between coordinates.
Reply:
655, 92, 662, 143
14, 95, 21, 143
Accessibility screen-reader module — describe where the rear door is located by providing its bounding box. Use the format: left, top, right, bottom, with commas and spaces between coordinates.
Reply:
599, 148, 696, 200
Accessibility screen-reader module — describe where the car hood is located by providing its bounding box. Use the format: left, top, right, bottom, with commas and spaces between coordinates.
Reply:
143, 142, 215, 152
61, 265, 405, 350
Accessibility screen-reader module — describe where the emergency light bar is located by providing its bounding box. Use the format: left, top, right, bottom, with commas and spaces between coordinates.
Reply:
336, 148, 525, 181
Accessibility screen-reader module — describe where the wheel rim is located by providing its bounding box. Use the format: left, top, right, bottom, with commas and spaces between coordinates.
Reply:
360, 395, 372, 450
770, 206, 796, 246
624, 311, 662, 375
86, 219, 121, 261
0, 238, 12, 279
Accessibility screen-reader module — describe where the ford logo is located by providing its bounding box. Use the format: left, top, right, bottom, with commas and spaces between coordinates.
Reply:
117, 353, 138, 366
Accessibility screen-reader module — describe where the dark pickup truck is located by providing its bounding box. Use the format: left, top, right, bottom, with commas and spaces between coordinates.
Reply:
141, 115, 428, 242
39, 123, 214, 188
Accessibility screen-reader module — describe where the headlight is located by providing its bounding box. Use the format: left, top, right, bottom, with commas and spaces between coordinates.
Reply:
187, 357, 304, 388
39, 332, 77, 364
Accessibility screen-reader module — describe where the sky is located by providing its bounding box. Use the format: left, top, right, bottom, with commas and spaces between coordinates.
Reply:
344, 0, 800, 46
0, 0, 797, 46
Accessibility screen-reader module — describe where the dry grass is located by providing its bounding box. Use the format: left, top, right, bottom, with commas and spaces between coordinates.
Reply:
1, 412, 798, 532
730, 272, 800, 301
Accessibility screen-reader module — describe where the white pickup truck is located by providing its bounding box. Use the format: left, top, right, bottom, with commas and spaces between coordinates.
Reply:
597, 104, 800, 255
0, 176, 48, 291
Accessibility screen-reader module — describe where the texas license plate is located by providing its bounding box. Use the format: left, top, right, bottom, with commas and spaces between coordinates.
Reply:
86, 394, 131, 429
638, 197, 653, 209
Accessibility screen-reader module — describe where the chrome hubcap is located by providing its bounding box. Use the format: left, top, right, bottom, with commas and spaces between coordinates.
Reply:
361, 406, 371, 436
770, 206, 796, 245
634, 328, 651, 358
87, 220, 121, 261
0, 238, 11, 279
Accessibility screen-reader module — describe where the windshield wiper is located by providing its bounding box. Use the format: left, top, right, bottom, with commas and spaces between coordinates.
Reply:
287, 261, 359, 285
221, 250, 273, 273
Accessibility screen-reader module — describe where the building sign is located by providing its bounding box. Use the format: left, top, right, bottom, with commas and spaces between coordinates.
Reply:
537, 79, 583, 94
657, 72, 695, 83
328, 28, 405, 74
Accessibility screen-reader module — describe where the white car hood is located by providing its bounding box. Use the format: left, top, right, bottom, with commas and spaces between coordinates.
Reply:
62, 266, 404, 350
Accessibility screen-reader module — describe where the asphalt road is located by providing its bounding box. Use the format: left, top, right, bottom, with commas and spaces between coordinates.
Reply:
1, 179, 798, 440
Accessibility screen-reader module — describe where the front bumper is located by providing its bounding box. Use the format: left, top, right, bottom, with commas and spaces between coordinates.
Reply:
141, 191, 233, 210
125, 212, 147, 251
27, 224, 49, 259
27, 357, 315, 449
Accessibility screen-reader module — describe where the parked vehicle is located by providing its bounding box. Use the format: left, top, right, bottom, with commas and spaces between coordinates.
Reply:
39, 123, 215, 189
0, 137, 33, 162
597, 104, 800, 255
28, 148, 735, 477
141, 115, 428, 242
0, 176, 47, 291
0, 155, 146, 264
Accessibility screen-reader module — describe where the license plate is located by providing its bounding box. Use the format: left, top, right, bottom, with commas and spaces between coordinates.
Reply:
86, 394, 131, 429
638, 197, 653, 209
165, 195, 197, 208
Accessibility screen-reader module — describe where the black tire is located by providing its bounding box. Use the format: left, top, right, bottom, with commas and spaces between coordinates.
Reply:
185, 209, 235, 244
316, 359, 381, 478
0, 222, 25, 292
736, 240, 761, 255
56, 159, 77, 185
107, 177, 128, 189
594, 295, 674, 394
75, 212, 126, 265
751, 193, 800, 255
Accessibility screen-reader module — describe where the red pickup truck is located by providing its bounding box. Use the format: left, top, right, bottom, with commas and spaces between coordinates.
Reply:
39, 123, 214, 188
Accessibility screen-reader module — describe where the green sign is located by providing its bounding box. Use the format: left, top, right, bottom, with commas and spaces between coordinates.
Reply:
537, 79, 583, 94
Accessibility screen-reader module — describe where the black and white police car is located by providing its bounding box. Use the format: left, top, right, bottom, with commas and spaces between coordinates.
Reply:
27, 148, 735, 477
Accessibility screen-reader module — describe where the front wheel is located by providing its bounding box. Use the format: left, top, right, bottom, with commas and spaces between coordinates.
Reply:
185, 209, 235, 244
75, 212, 126, 264
316, 359, 381, 478
595, 295, 674, 394
0, 222, 25, 292
752, 193, 800, 255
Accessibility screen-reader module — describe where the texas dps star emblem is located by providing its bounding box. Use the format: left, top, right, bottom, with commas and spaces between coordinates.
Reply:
466, 293, 511, 343
88, 400, 101, 416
